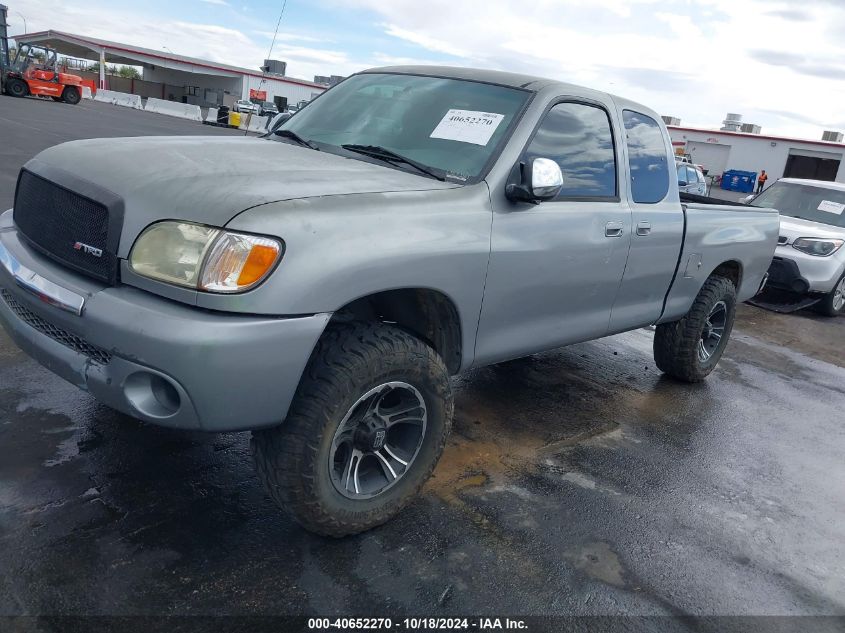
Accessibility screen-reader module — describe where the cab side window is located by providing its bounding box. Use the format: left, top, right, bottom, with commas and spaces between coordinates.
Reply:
524, 102, 617, 199
623, 110, 670, 203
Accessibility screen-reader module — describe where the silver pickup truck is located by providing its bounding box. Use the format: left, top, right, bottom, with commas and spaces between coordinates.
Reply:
0, 66, 778, 536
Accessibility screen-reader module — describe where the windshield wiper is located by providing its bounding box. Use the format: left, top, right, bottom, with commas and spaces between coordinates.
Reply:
341, 144, 446, 181
274, 129, 319, 151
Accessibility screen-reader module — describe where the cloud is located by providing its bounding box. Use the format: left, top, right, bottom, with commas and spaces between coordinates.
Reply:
765, 8, 812, 21
199, 0, 229, 5
382, 23, 471, 58
749, 49, 845, 80
327, 0, 845, 137
254, 31, 328, 43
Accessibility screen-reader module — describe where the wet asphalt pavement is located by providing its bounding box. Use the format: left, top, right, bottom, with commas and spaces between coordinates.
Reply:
1, 96, 844, 626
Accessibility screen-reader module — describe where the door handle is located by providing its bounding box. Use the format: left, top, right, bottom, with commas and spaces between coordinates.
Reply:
636, 221, 652, 236
605, 221, 625, 237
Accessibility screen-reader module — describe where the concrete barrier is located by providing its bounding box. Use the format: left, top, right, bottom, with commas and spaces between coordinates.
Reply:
144, 98, 203, 122
93, 89, 142, 109
205, 107, 218, 123
81, 86, 93, 100
239, 114, 270, 133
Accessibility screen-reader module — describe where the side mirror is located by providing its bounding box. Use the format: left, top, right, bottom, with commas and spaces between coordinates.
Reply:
678, 180, 688, 187
505, 157, 563, 203
264, 111, 293, 136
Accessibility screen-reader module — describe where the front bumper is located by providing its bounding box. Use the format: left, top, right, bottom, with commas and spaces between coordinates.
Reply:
0, 225, 329, 432
768, 244, 845, 294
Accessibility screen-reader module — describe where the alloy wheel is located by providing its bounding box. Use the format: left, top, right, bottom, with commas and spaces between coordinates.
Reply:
329, 382, 427, 499
698, 300, 727, 362
833, 277, 845, 312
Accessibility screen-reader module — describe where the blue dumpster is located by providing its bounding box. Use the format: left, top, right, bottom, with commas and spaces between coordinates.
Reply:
720, 170, 757, 193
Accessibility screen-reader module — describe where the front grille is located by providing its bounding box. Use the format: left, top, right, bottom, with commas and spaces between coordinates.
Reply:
13, 170, 117, 283
1, 289, 112, 365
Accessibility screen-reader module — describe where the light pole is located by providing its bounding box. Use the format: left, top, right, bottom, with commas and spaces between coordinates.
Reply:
14, 11, 26, 34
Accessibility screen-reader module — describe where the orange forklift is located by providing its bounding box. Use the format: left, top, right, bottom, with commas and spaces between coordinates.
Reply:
1, 43, 84, 104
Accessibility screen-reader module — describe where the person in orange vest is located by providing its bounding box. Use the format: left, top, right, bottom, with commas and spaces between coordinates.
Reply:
757, 170, 768, 194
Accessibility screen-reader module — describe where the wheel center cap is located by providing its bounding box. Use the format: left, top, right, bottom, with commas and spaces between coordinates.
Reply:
372, 429, 386, 450
355, 417, 387, 452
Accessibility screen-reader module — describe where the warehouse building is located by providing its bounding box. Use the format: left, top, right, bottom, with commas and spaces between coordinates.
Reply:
11, 30, 327, 110
667, 118, 845, 183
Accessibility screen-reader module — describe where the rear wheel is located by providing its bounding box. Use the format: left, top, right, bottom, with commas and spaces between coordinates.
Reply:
654, 276, 737, 383
62, 86, 81, 105
6, 78, 28, 98
814, 273, 845, 317
252, 321, 453, 537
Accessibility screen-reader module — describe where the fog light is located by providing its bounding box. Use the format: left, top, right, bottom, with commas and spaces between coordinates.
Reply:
124, 372, 181, 418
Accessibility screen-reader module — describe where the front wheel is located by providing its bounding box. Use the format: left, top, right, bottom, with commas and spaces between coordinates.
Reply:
252, 321, 453, 537
62, 86, 81, 105
814, 273, 845, 317
6, 78, 28, 98
654, 276, 737, 383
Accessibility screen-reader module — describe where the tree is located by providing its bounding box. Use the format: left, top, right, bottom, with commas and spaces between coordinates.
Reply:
117, 65, 141, 79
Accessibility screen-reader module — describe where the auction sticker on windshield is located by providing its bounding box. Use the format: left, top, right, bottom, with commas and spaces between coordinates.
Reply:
818, 200, 845, 215
430, 109, 505, 146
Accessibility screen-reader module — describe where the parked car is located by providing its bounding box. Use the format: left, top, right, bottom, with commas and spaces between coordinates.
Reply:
677, 161, 707, 196
259, 101, 279, 117
234, 99, 259, 114
742, 178, 845, 315
0, 66, 779, 537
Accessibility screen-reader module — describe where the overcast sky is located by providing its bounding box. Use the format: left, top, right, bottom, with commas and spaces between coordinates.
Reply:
9, 0, 845, 139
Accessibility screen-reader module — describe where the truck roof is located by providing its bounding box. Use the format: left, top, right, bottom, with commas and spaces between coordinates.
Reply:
361, 65, 658, 119
779, 178, 845, 191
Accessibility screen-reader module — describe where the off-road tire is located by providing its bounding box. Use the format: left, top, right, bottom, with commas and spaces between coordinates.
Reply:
62, 86, 81, 105
6, 78, 28, 98
252, 321, 453, 537
654, 275, 737, 383
813, 272, 845, 317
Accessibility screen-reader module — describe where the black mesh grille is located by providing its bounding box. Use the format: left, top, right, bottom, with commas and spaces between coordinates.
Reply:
1, 289, 112, 365
13, 170, 116, 283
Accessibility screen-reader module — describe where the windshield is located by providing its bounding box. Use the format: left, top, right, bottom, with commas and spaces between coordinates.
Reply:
278, 73, 530, 181
751, 181, 845, 228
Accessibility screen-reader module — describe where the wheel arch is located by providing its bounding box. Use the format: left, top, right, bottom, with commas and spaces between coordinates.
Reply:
708, 259, 743, 289
328, 287, 463, 375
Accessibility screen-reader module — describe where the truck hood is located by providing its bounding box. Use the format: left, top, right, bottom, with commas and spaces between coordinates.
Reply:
778, 214, 845, 241
26, 136, 460, 256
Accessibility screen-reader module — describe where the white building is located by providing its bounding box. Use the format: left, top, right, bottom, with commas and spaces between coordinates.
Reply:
13, 30, 327, 110
668, 125, 845, 183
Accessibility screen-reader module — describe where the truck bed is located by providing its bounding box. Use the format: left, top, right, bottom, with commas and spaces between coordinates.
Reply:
680, 192, 747, 207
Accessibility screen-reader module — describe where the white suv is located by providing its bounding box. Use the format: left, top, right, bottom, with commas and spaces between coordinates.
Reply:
745, 178, 845, 316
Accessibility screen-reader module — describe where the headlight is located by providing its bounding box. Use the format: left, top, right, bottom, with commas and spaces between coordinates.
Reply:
130, 221, 282, 292
792, 237, 844, 257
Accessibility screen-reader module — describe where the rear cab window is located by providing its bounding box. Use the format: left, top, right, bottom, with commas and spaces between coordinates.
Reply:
623, 110, 670, 203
